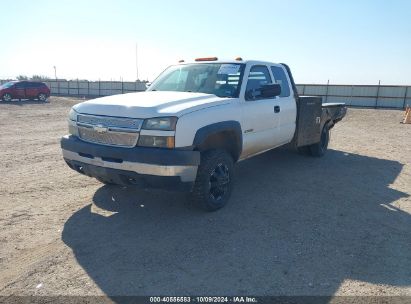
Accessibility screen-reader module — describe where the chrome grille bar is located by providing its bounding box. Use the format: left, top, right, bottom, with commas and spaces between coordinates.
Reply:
77, 114, 143, 130
76, 114, 142, 147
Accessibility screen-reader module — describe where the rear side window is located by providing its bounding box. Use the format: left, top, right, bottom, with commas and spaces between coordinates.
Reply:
26, 82, 39, 88
270, 66, 290, 97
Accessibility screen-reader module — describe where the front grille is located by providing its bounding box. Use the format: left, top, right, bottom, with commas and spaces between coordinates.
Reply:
77, 114, 143, 129
76, 114, 142, 147
78, 127, 139, 147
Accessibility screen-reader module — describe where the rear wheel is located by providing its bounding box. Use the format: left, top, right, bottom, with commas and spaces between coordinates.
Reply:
309, 125, 330, 157
192, 149, 234, 211
38, 93, 47, 102
2, 93, 12, 102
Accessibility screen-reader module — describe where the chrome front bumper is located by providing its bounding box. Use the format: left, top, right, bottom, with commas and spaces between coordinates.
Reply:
60, 135, 200, 185
62, 149, 198, 182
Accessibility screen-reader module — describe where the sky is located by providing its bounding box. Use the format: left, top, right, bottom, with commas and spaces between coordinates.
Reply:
0, 0, 410, 84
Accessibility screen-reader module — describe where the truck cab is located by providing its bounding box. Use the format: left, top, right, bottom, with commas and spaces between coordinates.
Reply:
61, 58, 346, 211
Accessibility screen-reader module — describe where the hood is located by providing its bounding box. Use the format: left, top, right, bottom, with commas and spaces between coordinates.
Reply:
73, 91, 233, 118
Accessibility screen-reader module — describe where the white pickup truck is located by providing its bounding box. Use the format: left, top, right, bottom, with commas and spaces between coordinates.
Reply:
61, 58, 346, 211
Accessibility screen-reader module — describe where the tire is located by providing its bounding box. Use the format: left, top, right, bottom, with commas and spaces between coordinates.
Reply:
192, 149, 234, 211
96, 177, 117, 185
2, 93, 12, 102
38, 93, 47, 102
309, 125, 330, 157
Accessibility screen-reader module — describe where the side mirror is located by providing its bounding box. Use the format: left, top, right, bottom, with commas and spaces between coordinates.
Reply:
260, 83, 281, 98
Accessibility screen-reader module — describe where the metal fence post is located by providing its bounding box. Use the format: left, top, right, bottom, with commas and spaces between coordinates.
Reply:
57, 80, 60, 96
77, 79, 80, 97
350, 85, 354, 106
87, 81, 90, 96
98, 80, 101, 96
325, 80, 330, 102
403, 86, 409, 109
121, 80, 124, 94
302, 85, 306, 96
375, 80, 381, 108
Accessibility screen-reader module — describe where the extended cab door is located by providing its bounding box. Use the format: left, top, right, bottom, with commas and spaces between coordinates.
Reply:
240, 65, 283, 158
270, 65, 297, 144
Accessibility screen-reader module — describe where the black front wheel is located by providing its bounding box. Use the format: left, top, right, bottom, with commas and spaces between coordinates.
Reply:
309, 125, 330, 157
96, 177, 118, 185
192, 149, 234, 211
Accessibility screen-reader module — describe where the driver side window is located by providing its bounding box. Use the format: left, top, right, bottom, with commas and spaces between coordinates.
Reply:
245, 65, 272, 101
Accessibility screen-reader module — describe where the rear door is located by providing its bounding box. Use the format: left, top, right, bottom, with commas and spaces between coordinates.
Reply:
240, 65, 282, 158
270, 65, 297, 144
25, 82, 39, 99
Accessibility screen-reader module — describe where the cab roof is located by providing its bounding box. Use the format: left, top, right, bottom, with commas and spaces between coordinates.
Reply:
177, 59, 280, 66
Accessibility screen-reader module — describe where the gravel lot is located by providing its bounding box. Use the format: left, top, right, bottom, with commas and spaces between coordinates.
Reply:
0, 97, 410, 298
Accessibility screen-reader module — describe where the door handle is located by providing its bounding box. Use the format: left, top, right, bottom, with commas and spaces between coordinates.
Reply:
274, 105, 280, 113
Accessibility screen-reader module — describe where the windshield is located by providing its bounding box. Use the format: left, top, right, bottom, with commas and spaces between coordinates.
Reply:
148, 63, 245, 98
0, 82, 16, 89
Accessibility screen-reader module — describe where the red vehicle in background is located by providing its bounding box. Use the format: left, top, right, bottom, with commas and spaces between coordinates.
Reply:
0, 81, 50, 102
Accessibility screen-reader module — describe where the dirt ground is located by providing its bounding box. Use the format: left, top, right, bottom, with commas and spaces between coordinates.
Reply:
0, 97, 410, 298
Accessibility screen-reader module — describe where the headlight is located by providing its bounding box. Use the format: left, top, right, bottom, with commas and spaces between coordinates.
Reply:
69, 108, 78, 121
68, 108, 78, 136
142, 117, 177, 131
68, 120, 78, 136
138, 135, 175, 148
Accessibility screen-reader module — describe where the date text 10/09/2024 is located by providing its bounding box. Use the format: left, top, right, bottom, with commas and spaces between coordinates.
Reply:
149, 297, 258, 303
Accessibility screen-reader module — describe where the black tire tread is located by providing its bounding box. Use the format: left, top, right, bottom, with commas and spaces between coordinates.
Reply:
309, 125, 329, 157
192, 149, 234, 211
96, 177, 117, 185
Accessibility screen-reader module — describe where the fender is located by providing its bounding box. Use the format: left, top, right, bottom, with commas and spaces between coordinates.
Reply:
193, 121, 243, 161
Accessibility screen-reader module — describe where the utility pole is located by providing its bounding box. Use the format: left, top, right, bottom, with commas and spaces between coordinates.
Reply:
136, 43, 139, 82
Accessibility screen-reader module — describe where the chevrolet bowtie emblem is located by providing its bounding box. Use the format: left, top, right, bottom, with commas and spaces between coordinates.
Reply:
93, 124, 109, 133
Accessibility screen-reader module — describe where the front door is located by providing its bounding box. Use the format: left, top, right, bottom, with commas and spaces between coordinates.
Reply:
240, 65, 282, 158
13, 82, 26, 99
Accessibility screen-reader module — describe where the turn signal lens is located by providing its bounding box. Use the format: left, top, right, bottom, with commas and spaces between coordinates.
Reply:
166, 136, 175, 148
138, 135, 175, 148
195, 57, 218, 61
